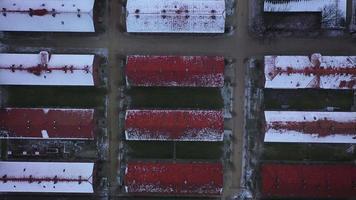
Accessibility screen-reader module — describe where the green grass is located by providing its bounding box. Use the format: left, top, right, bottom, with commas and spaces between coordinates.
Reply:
262, 143, 356, 162
176, 142, 223, 159
264, 89, 353, 111
5, 86, 106, 108
125, 141, 223, 160
125, 141, 174, 159
127, 87, 223, 109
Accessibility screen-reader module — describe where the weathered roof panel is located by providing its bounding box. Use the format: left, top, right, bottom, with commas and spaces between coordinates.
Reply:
262, 163, 356, 198
125, 110, 224, 141
0, 0, 94, 12
126, 0, 225, 33
124, 161, 223, 196
264, 0, 346, 15
0, 0, 95, 32
264, 111, 356, 144
264, 54, 356, 89
126, 55, 224, 87
0, 52, 96, 86
0, 108, 95, 140
0, 161, 94, 193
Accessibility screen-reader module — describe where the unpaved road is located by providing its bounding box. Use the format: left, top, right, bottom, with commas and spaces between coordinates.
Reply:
2, 0, 356, 199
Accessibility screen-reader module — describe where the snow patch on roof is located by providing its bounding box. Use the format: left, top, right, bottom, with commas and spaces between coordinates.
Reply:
126, 0, 225, 33
0, 161, 94, 193
0, 52, 96, 86
264, 53, 356, 89
0, 0, 95, 32
264, 0, 347, 28
264, 111, 356, 144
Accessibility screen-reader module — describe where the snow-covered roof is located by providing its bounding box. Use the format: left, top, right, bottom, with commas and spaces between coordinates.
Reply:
264, 0, 347, 28
262, 163, 356, 198
0, 0, 95, 32
0, 161, 94, 193
124, 161, 223, 196
0, 51, 97, 86
264, 53, 356, 89
125, 55, 225, 87
126, 0, 225, 33
264, 0, 346, 15
264, 111, 356, 144
0, 108, 95, 140
125, 110, 224, 141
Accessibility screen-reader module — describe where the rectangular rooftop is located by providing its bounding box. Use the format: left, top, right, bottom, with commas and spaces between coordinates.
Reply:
0, 0, 95, 32
125, 55, 225, 87
126, 0, 226, 33
0, 52, 98, 86
0, 108, 95, 140
124, 161, 223, 196
0, 161, 94, 193
264, 53, 356, 89
125, 109, 224, 141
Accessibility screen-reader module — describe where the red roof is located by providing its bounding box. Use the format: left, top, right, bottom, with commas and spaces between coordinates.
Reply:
124, 161, 223, 196
262, 163, 356, 198
0, 108, 95, 140
125, 110, 224, 141
125, 55, 224, 87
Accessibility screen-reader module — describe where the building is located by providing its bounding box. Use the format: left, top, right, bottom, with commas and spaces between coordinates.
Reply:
125, 0, 226, 33
0, 108, 95, 140
124, 161, 223, 196
264, 53, 356, 89
351, 0, 356, 33
0, 161, 95, 193
125, 109, 224, 141
125, 55, 225, 87
264, 111, 356, 144
264, 0, 347, 29
0, 51, 99, 86
261, 163, 356, 198
0, 0, 95, 32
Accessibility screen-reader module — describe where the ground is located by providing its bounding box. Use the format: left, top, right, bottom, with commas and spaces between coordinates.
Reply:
1, 0, 356, 199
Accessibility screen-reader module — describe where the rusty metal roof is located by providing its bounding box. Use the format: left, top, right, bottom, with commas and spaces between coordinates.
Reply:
125, 109, 224, 141
0, 108, 95, 140
125, 55, 224, 87
262, 163, 356, 198
124, 161, 223, 196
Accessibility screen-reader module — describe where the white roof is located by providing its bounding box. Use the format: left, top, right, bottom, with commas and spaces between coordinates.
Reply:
264, 53, 356, 89
0, 52, 96, 86
126, 0, 225, 33
264, 0, 346, 15
264, 111, 356, 144
0, 161, 94, 193
0, 0, 95, 32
